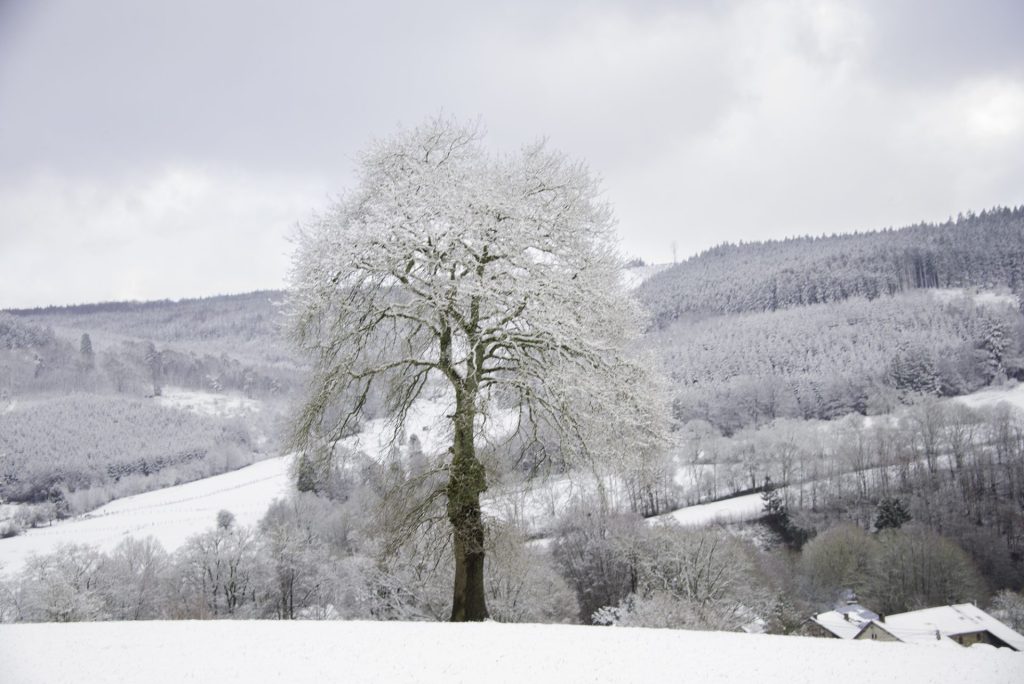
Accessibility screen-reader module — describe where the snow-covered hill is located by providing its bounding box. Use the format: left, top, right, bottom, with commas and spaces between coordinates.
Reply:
0, 455, 293, 573
0, 393, 507, 573
621, 263, 671, 290
1, 620, 1020, 684
956, 382, 1024, 413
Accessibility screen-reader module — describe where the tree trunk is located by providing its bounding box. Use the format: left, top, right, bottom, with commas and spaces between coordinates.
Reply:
447, 395, 489, 621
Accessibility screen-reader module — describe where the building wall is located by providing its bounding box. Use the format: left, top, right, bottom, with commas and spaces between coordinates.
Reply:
854, 623, 900, 643
952, 631, 1012, 649
803, 622, 841, 639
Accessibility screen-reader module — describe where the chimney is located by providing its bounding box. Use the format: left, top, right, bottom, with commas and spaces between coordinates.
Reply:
879, 614, 885, 623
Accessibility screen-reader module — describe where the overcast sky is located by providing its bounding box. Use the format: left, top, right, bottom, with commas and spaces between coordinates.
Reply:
1, 0, 1023, 308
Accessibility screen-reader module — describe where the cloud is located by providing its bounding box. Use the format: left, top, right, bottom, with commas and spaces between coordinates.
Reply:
1, 0, 1022, 304
0, 167, 330, 308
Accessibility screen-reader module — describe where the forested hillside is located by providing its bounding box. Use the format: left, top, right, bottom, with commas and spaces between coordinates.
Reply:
1, 291, 298, 400
0, 293, 299, 526
7, 290, 292, 366
0, 395, 256, 517
652, 291, 1024, 433
639, 207, 1024, 326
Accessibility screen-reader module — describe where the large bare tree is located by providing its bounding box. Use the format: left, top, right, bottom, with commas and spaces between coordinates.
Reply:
288, 117, 663, 621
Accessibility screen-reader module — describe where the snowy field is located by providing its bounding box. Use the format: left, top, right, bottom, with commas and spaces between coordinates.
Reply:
155, 387, 262, 418
956, 382, 1024, 413
0, 455, 292, 573
621, 263, 671, 290
1, 620, 1020, 684
931, 288, 1019, 308
655, 491, 765, 527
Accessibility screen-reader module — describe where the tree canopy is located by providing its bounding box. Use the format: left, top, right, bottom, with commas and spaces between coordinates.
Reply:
288, 117, 665, 620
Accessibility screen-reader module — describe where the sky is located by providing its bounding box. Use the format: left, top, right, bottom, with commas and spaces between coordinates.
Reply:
1, 0, 1023, 308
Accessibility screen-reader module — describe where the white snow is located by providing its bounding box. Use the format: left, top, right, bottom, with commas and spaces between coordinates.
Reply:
883, 604, 1024, 651
155, 387, 262, 418
0, 455, 293, 574
956, 383, 1024, 414
654, 492, 765, 527
484, 475, 579, 533
931, 288, 1019, 308
812, 607, 878, 639
0, 620, 1020, 684
621, 263, 671, 290
348, 393, 455, 458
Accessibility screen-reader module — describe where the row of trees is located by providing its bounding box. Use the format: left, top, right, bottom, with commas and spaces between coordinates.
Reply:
0, 493, 580, 625
800, 524, 986, 614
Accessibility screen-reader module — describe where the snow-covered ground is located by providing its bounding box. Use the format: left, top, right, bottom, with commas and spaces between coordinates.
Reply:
931, 288, 1019, 308
622, 263, 671, 290
349, 391, 455, 458
654, 491, 765, 527
1, 620, 1019, 684
956, 382, 1024, 413
155, 387, 262, 418
0, 456, 293, 573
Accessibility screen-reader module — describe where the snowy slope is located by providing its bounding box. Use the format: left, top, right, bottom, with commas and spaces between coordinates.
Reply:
1, 620, 1020, 684
0, 456, 293, 573
0, 393, 509, 573
622, 263, 671, 290
956, 382, 1024, 413
654, 491, 765, 527
931, 288, 1019, 308
155, 387, 262, 418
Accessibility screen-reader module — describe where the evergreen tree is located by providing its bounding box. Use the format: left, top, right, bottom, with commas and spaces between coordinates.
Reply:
78, 333, 95, 371
874, 497, 911, 531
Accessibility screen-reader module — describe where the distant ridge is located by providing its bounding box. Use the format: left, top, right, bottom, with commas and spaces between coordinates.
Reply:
3, 289, 286, 317
639, 206, 1024, 327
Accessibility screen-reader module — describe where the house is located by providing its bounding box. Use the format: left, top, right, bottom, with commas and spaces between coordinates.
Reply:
854, 620, 958, 646
854, 604, 1024, 651
808, 602, 879, 639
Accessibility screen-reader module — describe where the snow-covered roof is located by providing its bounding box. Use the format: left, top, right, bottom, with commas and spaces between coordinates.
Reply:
811, 604, 878, 639
856, 620, 960, 647
883, 604, 1024, 651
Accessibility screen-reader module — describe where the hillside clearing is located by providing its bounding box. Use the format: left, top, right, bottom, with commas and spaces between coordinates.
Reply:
0, 455, 292, 573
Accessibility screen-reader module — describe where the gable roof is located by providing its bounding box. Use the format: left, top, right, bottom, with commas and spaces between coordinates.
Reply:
811, 604, 878, 639
883, 604, 1024, 651
854, 620, 959, 647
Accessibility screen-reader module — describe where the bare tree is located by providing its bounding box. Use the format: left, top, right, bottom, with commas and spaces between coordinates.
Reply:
98, 536, 169, 620
289, 117, 664, 621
